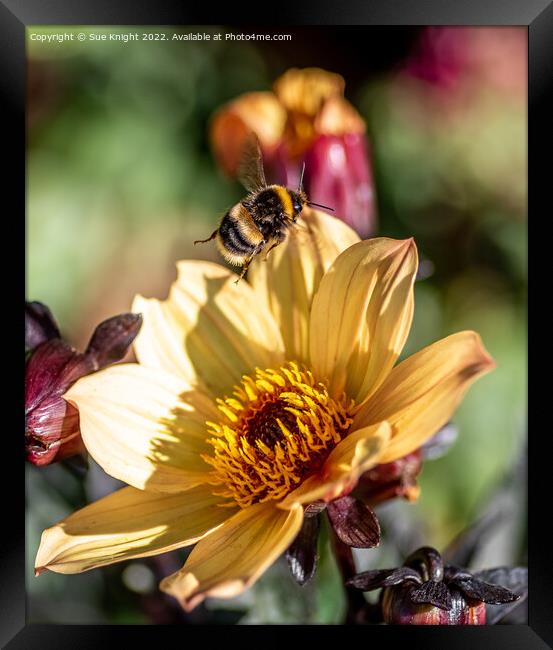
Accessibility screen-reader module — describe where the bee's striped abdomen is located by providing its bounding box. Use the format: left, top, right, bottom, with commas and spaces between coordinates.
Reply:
216, 204, 264, 267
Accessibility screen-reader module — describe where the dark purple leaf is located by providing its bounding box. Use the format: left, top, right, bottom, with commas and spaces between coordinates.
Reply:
410, 580, 453, 610
473, 567, 528, 595
475, 567, 528, 625
327, 495, 380, 548
347, 567, 422, 591
421, 422, 458, 460
451, 575, 519, 605
85, 313, 142, 369
286, 514, 320, 586
25, 301, 60, 351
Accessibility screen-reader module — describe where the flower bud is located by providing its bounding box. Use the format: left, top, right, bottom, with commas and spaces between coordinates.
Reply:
25, 303, 142, 466
209, 67, 378, 238
25, 339, 91, 465
381, 582, 487, 625
348, 546, 521, 626
303, 132, 376, 239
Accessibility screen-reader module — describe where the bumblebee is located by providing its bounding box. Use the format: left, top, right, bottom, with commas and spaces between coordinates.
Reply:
195, 135, 332, 283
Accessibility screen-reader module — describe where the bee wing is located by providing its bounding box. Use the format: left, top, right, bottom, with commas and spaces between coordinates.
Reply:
237, 133, 267, 192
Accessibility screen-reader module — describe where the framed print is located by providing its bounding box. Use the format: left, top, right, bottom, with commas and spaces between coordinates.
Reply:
6, 0, 548, 645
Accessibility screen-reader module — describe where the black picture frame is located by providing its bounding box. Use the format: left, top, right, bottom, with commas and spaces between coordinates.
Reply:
7, 0, 546, 646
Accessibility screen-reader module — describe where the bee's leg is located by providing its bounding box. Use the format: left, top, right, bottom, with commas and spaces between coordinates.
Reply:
234, 240, 266, 284
262, 242, 280, 262
194, 229, 218, 245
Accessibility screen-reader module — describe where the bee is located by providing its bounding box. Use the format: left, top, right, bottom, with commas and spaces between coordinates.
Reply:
195, 135, 333, 283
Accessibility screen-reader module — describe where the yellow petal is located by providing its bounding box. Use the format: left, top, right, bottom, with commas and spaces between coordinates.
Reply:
309, 237, 417, 405
274, 67, 345, 117
314, 95, 366, 135
279, 421, 391, 508
65, 363, 217, 493
210, 91, 286, 175
353, 331, 495, 463
160, 502, 303, 611
248, 209, 360, 363
35, 485, 235, 575
133, 261, 284, 396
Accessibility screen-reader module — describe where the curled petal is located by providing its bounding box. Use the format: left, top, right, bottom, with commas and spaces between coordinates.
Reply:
65, 363, 218, 493
280, 422, 391, 508
248, 209, 360, 363
353, 331, 495, 463
309, 238, 417, 404
160, 502, 303, 611
35, 485, 234, 574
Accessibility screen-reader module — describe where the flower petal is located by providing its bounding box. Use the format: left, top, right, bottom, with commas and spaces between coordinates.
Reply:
249, 209, 360, 363
133, 261, 284, 396
35, 485, 234, 574
210, 91, 286, 176
353, 331, 495, 463
309, 238, 417, 405
274, 67, 345, 117
65, 363, 217, 493
160, 502, 303, 611
280, 421, 391, 508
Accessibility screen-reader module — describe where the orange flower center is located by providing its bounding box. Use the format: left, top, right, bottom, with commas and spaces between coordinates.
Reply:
202, 362, 354, 508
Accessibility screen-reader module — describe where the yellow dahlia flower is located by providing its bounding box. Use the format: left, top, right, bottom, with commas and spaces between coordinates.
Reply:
35, 209, 494, 611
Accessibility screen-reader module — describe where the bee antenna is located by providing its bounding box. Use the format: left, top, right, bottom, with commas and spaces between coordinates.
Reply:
307, 201, 335, 212
298, 162, 305, 193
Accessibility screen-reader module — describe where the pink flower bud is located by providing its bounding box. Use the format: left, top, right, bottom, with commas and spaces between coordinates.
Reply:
303, 133, 376, 239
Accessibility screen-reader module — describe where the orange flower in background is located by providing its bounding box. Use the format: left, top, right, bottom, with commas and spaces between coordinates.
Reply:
210, 68, 377, 238
35, 211, 493, 611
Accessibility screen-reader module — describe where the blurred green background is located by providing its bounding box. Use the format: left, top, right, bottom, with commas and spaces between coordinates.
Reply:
26, 26, 527, 624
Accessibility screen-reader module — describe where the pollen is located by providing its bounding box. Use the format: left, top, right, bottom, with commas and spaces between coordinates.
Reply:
202, 362, 355, 508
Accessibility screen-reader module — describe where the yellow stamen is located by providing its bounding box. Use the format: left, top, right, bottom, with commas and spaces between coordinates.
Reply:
202, 362, 355, 508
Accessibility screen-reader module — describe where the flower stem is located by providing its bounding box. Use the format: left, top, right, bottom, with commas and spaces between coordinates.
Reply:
329, 526, 370, 624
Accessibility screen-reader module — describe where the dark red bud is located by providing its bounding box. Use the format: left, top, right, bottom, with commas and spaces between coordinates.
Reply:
327, 496, 380, 549
382, 583, 487, 625
303, 133, 376, 238
25, 339, 92, 466
25, 308, 142, 467
25, 301, 61, 352
25, 339, 93, 411
25, 399, 84, 466
85, 313, 142, 370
